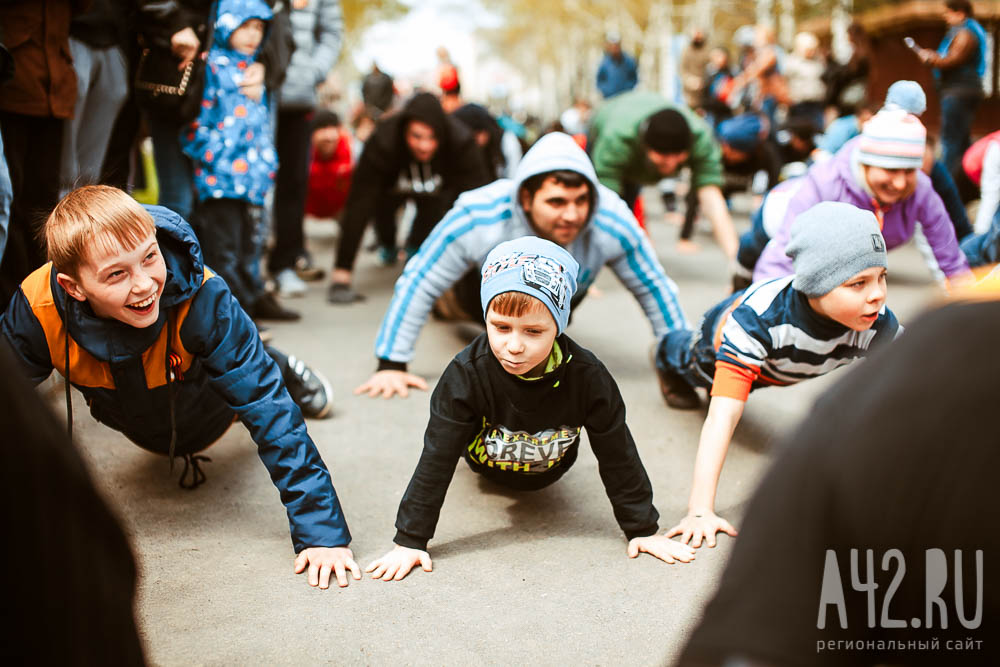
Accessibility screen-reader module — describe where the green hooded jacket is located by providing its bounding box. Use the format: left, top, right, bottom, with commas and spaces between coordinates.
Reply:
590, 91, 723, 195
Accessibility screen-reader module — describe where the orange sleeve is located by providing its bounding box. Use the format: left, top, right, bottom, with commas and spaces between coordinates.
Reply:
710, 360, 759, 401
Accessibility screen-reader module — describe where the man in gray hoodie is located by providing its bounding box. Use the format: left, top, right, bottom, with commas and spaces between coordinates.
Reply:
357, 131, 690, 399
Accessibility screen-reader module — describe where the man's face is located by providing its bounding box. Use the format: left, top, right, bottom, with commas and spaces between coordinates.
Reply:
57, 231, 167, 328
943, 9, 965, 26
312, 125, 340, 160
405, 120, 439, 163
808, 267, 888, 332
606, 42, 622, 57
646, 149, 690, 177
520, 177, 591, 246
863, 165, 918, 206
486, 298, 558, 378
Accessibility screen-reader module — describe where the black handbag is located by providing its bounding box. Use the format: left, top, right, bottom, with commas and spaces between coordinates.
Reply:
133, 3, 217, 125
133, 42, 206, 124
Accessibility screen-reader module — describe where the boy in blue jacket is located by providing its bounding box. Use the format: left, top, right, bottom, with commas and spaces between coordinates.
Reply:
0, 185, 358, 589
181, 0, 295, 321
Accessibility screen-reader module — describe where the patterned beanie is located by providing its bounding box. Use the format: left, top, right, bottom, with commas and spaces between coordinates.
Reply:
480, 237, 579, 334
786, 202, 887, 297
857, 108, 926, 170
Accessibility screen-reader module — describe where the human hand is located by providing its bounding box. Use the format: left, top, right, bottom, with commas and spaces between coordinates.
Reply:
293, 546, 361, 589
354, 370, 429, 399
170, 27, 200, 70
665, 511, 738, 548
627, 534, 697, 564
365, 545, 433, 582
917, 48, 935, 64
239, 62, 266, 102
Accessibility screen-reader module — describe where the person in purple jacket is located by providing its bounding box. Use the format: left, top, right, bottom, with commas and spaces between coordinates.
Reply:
750, 107, 972, 288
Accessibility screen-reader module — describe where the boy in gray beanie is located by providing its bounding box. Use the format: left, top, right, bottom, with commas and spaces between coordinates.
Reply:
365, 236, 697, 582
651, 201, 901, 549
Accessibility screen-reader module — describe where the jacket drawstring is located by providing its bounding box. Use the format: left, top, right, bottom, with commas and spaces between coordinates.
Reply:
165, 314, 210, 490
64, 325, 73, 443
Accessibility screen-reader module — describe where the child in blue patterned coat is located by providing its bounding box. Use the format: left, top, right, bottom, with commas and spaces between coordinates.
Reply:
181, 0, 286, 320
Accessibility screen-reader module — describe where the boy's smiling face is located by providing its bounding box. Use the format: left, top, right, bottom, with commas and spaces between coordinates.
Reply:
808, 267, 888, 331
57, 231, 167, 329
486, 296, 557, 378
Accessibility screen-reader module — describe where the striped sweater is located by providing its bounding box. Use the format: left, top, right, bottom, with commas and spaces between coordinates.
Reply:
373, 132, 689, 367
695, 276, 901, 401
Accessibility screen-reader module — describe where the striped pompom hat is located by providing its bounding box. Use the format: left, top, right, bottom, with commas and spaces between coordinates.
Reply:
857, 108, 926, 170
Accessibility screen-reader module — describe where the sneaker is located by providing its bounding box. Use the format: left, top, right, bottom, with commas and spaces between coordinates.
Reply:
326, 282, 366, 304
376, 245, 398, 266
294, 254, 325, 282
649, 342, 701, 410
253, 291, 301, 321
275, 268, 307, 298
284, 355, 332, 419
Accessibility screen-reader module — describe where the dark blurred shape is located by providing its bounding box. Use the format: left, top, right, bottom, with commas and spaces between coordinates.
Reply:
0, 343, 144, 665
678, 300, 1000, 666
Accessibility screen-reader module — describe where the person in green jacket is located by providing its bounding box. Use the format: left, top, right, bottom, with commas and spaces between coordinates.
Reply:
589, 91, 738, 260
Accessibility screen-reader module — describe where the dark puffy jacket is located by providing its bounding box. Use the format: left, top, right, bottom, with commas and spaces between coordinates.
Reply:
0, 206, 351, 552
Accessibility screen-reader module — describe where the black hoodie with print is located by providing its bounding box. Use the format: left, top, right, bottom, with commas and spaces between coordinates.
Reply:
393, 332, 660, 551
334, 92, 491, 271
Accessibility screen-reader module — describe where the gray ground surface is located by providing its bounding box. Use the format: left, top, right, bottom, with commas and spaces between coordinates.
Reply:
55, 194, 942, 665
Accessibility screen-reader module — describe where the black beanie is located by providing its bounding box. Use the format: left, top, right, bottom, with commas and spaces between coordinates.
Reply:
641, 108, 692, 154
312, 108, 341, 131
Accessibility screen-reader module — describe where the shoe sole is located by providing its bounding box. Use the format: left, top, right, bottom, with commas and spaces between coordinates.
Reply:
649, 341, 701, 410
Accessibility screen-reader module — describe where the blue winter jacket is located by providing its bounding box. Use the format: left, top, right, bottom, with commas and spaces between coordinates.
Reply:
0, 206, 350, 552
596, 51, 638, 99
181, 0, 278, 205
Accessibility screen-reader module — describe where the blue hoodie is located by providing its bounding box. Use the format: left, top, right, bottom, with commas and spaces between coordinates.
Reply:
1, 206, 350, 552
181, 0, 278, 206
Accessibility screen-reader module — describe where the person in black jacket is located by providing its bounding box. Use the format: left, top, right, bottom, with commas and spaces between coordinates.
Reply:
364, 236, 696, 581
327, 92, 491, 304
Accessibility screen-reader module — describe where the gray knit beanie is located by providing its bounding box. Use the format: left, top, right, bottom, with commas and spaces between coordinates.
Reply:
785, 202, 887, 297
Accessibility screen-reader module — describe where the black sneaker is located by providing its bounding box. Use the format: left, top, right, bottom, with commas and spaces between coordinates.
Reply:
254, 292, 301, 321
326, 282, 366, 304
284, 355, 333, 419
649, 342, 701, 410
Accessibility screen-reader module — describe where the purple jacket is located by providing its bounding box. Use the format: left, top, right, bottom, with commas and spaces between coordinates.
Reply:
754, 137, 969, 282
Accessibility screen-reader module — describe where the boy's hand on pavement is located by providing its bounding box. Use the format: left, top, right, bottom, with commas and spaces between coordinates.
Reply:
365, 545, 432, 582
239, 63, 266, 102
627, 534, 697, 564
294, 546, 361, 589
354, 370, 429, 399
666, 512, 738, 548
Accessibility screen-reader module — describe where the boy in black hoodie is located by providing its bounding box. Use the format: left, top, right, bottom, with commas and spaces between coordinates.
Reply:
327, 92, 491, 303
365, 236, 696, 580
